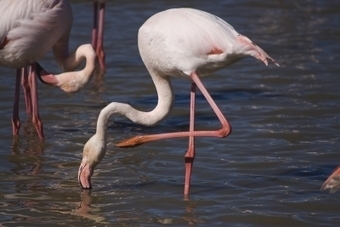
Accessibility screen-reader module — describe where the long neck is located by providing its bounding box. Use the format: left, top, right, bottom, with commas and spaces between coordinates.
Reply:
54, 44, 97, 93
95, 70, 174, 140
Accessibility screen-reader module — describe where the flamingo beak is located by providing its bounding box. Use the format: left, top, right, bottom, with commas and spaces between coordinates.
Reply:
36, 63, 59, 86
78, 162, 93, 190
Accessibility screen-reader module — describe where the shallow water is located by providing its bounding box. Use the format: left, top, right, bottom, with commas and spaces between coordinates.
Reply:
0, 0, 340, 226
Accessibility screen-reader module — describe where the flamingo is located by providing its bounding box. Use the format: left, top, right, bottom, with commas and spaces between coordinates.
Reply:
92, 0, 106, 72
78, 8, 279, 196
321, 166, 340, 193
0, 0, 97, 140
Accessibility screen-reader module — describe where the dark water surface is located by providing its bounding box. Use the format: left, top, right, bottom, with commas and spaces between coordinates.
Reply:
1, 0, 340, 226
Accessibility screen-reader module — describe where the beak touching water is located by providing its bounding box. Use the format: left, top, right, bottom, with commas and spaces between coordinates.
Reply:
78, 162, 93, 190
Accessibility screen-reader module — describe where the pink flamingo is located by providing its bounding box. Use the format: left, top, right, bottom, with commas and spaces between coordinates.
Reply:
0, 0, 97, 140
78, 8, 279, 196
321, 166, 340, 193
92, 0, 106, 72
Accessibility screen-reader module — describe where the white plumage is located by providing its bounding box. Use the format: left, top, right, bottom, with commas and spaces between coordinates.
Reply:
0, 0, 72, 68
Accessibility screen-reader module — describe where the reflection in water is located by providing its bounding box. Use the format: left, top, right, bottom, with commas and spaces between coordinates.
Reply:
11, 131, 44, 177
1, 137, 46, 226
73, 190, 108, 224
90, 68, 106, 98
182, 202, 204, 226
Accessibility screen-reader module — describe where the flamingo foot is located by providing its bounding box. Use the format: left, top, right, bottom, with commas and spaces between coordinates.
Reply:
115, 135, 146, 148
32, 118, 45, 141
11, 118, 20, 136
96, 47, 106, 74
321, 166, 340, 193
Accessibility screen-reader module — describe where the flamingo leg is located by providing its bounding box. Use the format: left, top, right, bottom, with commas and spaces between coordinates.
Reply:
184, 82, 196, 197
91, 1, 98, 50
116, 71, 232, 147
12, 69, 21, 137
96, 2, 106, 72
92, 1, 105, 72
29, 64, 45, 140
21, 67, 32, 116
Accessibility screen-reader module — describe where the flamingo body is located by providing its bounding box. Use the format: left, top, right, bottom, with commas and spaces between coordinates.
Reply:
78, 8, 278, 195
0, 0, 72, 69
321, 166, 340, 193
138, 8, 277, 78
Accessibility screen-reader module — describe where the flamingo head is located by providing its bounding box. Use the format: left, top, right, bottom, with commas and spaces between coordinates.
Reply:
78, 134, 107, 190
78, 159, 93, 189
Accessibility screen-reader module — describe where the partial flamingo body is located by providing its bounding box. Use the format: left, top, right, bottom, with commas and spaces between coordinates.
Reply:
321, 166, 340, 193
0, 0, 97, 140
78, 8, 278, 196
92, 0, 106, 72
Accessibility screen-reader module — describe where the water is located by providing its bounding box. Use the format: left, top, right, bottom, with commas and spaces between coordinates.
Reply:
0, 0, 340, 226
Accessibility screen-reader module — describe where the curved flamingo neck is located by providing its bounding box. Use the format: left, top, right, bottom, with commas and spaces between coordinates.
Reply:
57, 44, 96, 92
95, 70, 174, 141
40, 44, 96, 93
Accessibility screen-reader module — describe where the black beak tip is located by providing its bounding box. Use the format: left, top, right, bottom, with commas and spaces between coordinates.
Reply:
35, 62, 48, 84
80, 183, 92, 190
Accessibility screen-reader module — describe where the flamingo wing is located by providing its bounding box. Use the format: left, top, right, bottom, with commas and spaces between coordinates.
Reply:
0, 0, 72, 67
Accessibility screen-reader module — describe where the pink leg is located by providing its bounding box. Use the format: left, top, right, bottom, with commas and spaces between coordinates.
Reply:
21, 67, 32, 116
184, 83, 197, 197
116, 71, 232, 147
12, 69, 21, 137
29, 64, 45, 141
92, 2, 98, 49
96, 2, 106, 72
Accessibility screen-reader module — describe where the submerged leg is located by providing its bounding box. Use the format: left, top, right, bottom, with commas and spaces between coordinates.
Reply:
116, 71, 232, 148
29, 64, 45, 141
184, 82, 197, 197
12, 69, 21, 137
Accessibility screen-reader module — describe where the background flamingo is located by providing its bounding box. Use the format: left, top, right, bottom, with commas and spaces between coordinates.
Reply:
78, 8, 279, 196
0, 0, 97, 140
92, 0, 106, 72
321, 166, 340, 193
